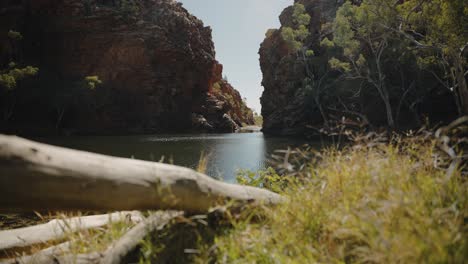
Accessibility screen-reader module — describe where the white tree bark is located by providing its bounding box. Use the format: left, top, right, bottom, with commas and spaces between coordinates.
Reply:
0, 135, 282, 213
101, 211, 183, 264
0, 211, 143, 251
0, 242, 72, 264
0, 212, 184, 264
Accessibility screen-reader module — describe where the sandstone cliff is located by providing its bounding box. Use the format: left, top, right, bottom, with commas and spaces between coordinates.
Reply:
260, 0, 458, 136
260, 0, 343, 136
0, 0, 253, 135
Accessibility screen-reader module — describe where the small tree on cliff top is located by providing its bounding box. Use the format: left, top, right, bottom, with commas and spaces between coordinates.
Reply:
0, 31, 38, 90
280, 3, 332, 125
280, 3, 316, 81
281, 3, 312, 53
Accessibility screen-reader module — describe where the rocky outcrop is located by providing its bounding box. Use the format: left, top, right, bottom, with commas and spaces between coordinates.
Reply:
191, 62, 254, 132
259, 0, 343, 136
0, 0, 253, 135
260, 0, 458, 136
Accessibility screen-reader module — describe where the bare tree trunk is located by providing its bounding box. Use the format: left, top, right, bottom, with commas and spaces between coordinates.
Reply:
382, 88, 395, 128
101, 211, 182, 264
0, 242, 72, 264
376, 40, 394, 129
1, 212, 183, 264
453, 54, 468, 115
0, 135, 282, 214
55, 107, 65, 130
2, 93, 15, 122
315, 96, 329, 126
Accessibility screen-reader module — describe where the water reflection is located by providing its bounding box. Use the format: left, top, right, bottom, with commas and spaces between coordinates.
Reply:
38, 133, 315, 182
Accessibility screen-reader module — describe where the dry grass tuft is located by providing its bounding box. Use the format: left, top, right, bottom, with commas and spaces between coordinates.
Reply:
194, 140, 467, 263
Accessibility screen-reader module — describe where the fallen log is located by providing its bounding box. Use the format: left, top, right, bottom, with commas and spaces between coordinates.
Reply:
0, 211, 143, 251
51, 252, 102, 264
101, 211, 183, 264
0, 135, 282, 213
1, 211, 185, 264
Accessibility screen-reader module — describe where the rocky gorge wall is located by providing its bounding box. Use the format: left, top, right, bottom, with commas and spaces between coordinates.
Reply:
259, 0, 458, 136
259, 0, 343, 136
0, 0, 253, 135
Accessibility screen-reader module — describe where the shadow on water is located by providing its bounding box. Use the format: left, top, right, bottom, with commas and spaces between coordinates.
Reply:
36, 133, 322, 182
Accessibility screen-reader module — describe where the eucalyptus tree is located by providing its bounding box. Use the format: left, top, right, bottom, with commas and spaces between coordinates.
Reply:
280, 3, 334, 125
394, 0, 468, 116
330, 0, 468, 129
330, 1, 404, 128
281, 3, 314, 75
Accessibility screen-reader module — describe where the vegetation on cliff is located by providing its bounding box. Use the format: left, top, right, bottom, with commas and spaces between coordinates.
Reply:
260, 0, 467, 135
0, 30, 38, 123
330, 0, 468, 128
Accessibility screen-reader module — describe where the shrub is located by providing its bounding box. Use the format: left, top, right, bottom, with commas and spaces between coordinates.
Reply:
85, 75, 102, 90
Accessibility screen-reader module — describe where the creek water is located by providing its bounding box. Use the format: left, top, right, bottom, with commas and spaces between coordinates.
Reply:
37, 132, 323, 183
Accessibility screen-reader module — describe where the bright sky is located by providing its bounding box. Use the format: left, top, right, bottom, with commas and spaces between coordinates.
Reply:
177, 0, 293, 113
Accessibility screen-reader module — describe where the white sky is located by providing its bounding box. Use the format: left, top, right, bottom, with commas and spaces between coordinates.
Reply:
177, 0, 293, 112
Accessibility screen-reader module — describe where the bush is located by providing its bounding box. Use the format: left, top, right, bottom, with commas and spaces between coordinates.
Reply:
84, 75, 102, 90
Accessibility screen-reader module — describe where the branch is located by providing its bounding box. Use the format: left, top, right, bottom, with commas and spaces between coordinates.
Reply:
379, 23, 441, 51
101, 211, 183, 264
0, 212, 143, 251
0, 135, 282, 213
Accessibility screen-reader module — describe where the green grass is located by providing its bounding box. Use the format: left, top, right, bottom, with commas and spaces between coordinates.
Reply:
157, 140, 467, 263
5, 137, 465, 263
65, 215, 135, 255
208, 142, 466, 263
0, 212, 135, 261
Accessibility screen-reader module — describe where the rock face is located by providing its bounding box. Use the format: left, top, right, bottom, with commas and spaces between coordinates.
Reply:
191, 62, 254, 132
0, 0, 253, 135
260, 0, 458, 136
260, 0, 343, 136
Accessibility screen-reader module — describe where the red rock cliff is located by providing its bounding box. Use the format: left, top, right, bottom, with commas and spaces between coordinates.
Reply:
0, 0, 253, 135
259, 0, 343, 136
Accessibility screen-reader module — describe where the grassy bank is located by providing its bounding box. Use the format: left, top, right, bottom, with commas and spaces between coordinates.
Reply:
140, 138, 467, 263
1, 135, 466, 263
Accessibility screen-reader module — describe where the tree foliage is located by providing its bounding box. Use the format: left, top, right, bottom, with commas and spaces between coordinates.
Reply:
327, 0, 467, 127
85, 75, 103, 90
0, 30, 39, 122
0, 31, 38, 90
266, 0, 465, 131
396, 0, 468, 115
281, 3, 311, 53
0, 66, 38, 90
330, 0, 405, 128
